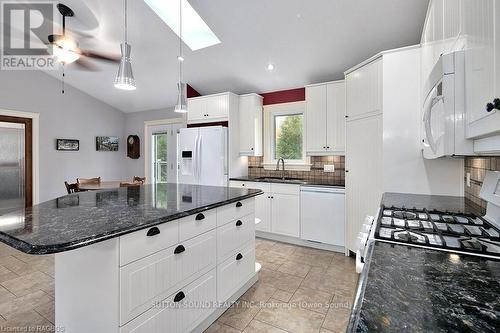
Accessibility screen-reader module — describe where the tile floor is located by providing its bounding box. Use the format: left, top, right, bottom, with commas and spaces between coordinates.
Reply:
0, 238, 357, 333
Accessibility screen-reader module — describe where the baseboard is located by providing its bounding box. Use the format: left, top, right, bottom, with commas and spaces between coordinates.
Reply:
256, 231, 348, 255
192, 272, 259, 333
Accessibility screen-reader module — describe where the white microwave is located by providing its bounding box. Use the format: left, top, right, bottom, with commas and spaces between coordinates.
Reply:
422, 51, 473, 159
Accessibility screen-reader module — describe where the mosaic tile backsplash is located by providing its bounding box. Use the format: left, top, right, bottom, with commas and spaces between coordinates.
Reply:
464, 157, 500, 214
248, 156, 345, 185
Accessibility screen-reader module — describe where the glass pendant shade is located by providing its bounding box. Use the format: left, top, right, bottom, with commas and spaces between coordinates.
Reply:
174, 82, 188, 113
114, 42, 136, 90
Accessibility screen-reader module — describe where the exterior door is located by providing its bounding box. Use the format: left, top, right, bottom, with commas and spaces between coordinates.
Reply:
0, 116, 32, 214
151, 124, 182, 184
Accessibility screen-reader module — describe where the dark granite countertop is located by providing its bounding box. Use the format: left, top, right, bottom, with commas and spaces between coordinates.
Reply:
229, 177, 345, 188
382, 192, 480, 215
349, 241, 500, 333
0, 184, 262, 255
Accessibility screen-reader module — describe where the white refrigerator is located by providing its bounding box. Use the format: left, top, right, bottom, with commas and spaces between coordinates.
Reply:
178, 126, 228, 186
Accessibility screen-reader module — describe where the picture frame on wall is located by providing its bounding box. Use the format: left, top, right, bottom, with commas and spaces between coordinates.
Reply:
56, 139, 79, 151
96, 136, 119, 151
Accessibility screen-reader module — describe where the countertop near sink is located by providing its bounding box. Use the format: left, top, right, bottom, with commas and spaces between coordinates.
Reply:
349, 241, 500, 332
229, 177, 345, 188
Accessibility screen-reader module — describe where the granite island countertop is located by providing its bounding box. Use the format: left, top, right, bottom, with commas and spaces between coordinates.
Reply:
230, 177, 345, 188
349, 241, 500, 332
0, 183, 262, 255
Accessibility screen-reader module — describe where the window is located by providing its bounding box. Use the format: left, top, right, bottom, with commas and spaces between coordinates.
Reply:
153, 133, 168, 183
263, 102, 310, 170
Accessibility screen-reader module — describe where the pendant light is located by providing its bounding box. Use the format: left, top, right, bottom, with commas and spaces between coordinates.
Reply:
174, 0, 188, 113
114, 0, 136, 90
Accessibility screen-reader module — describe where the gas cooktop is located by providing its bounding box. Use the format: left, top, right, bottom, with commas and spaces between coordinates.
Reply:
375, 206, 500, 257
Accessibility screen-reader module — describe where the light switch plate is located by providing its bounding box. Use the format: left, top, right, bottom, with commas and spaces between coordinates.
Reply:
324, 164, 335, 173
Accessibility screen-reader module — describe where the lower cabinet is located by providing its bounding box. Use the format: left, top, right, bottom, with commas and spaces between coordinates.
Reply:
271, 193, 300, 237
120, 269, 217, 333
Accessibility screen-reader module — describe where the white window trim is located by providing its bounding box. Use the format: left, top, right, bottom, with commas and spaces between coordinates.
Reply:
263, 101, 311, 171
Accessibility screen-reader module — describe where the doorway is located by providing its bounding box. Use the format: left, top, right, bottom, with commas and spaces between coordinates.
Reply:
0, 115, 33, 215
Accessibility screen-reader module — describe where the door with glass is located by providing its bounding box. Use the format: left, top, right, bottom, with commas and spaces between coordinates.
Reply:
0, 116, 32, 215
150, 123, 182, 184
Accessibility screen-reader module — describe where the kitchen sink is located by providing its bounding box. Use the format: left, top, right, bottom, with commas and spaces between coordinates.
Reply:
256, 177, 308, 184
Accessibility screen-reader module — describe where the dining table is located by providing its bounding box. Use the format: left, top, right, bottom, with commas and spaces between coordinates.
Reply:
78, 181, 127, 191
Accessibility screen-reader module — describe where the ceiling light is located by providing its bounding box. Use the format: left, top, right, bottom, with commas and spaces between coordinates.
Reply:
143, 0, 221, 51
174, 0, 187, 113
114, 0, 136, 91
52, 37, 80, 64
267, 63, 275, 71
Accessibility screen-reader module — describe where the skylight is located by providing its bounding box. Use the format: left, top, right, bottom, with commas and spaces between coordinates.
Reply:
143, 0, 221, 51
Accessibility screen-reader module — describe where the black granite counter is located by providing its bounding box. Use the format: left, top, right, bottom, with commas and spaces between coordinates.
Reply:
230, 177, 345, 188
349, 241, 500, 332
0, 184, 262, 255
382, 192, 480, 215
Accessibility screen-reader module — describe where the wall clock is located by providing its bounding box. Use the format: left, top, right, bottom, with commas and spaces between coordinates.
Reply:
127, 135, 140, 159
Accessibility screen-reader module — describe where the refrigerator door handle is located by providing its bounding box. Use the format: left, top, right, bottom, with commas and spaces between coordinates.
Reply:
197, 135, 203, 183
193, 134, 199, 182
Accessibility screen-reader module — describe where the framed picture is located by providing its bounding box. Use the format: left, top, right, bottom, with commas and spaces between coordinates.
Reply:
56, 139, 79, 151
96, 136, 119, 152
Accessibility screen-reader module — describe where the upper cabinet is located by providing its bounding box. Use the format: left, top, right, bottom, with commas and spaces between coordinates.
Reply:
305, 81, 346, 155
239, 94, 263, 156
187, 92, 239, 124
345, 59, 382, 120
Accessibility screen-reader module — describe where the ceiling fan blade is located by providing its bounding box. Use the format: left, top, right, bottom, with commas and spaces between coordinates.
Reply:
73, 58, 100, 71
78, 50, 120, 63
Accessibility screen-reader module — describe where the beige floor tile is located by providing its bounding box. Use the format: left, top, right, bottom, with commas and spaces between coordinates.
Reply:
255, 303, 325, 333
34, 300, 54, 324
268, 242, 297, 256
240, 282, 277, 303
242, 319, 288, 333
0, 266, 18, 284
255, 238, 276, 251
300, 270, 339, 294
289, 287, 333, 315
320, 328, 335, 333
0, 271, 53, 297
277, 261, 311, 278
256, 249, 288, 266
218, 301, 260, 331
322, 295, 352, 333
205, 320, 242, 333
258, 269, 303, 293
287, 252, 333, 268
0, 310, 53, 331
0, 256, 37, 276
0, 286, 15, 303
272, 290, 293, 303
0, 290, 52, 320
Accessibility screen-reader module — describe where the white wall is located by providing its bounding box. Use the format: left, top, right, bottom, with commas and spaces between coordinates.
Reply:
0, 70, 126, 202
382, 47, 464, 196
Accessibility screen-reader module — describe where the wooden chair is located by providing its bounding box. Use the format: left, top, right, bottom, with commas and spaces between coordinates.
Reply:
133, 176, 146, 184
64, 181, 80, 194
77, 177, 101, 185
120, 182, 140, 188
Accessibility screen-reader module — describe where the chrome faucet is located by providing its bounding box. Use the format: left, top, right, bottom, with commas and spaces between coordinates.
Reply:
276, 158, 285, 180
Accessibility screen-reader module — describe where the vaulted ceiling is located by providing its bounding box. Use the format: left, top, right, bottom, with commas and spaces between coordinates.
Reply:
41, 0, 429, 112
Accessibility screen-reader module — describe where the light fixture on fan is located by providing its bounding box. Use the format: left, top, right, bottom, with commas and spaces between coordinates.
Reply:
174, 0, 187, 113
114, 0, 136, 90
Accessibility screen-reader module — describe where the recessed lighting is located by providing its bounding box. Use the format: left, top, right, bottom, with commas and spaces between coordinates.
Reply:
267, 63, 275, 71
143, 0, 221, 51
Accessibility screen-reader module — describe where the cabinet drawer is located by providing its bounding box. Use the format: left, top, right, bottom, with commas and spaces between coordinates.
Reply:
179, 209, 216, 242
271, 183, 300, 195
217, 198, 255, 226
120, 222, 179, 266
229, 181, 271, 192
217, 214, 255, 263
120, 269, 217, 333
217, 242, 255, 302
120, 230, 216, 325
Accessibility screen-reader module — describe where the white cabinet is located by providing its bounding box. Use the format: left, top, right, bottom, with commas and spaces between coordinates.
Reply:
239, 94, 263, 156
305, 81, 346, 155
255, 191, 272, 232
345, 59, 382, 120
187, 93, 238, 124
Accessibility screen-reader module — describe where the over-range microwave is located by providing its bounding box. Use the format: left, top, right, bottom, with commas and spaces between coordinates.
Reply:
422, 50, 473, 159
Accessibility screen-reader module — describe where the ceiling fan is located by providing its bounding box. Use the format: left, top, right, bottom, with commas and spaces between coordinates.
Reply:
47, 3, 120, 71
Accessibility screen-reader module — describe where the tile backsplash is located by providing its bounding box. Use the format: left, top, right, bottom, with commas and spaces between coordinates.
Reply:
464, 157, 500, 214
248, 156, 345, 185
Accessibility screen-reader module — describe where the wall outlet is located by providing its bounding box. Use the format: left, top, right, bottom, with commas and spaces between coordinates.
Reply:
466, 172, 471, 187
324, 164, 335, 173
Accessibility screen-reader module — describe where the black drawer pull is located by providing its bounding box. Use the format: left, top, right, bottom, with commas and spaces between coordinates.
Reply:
146, 227, 160, 237
195, 213, 205, 221
236, 220, 243, 227
236, 202, 243, 207
174, 245, 185, 254
236, 253, 243, 260
173, 291, 185, 302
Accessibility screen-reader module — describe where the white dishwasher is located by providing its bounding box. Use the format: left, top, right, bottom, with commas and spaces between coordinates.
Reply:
300, 186, 345, 246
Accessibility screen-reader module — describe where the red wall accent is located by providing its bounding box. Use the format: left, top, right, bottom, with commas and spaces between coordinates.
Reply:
186, 84, 201, 98
187, 121, 228, 128
260, 88, 305, 105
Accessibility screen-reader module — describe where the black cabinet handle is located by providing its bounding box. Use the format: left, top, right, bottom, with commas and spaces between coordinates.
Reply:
236, 220, 243, 226
327, 146, 330, 149
173, 291, 185, 302
236, 202, 243, 207
487, 99, 500, 112
174, 245, 185, 254
487, 102, 495, 112
195, 213, 205, 221
146, 227, 160, 237
236, 253, 243, 260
